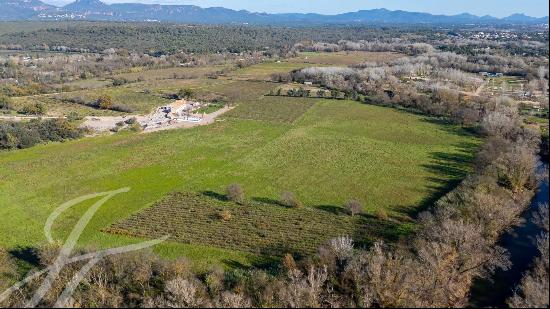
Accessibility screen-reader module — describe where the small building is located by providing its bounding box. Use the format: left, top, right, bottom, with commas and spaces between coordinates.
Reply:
480, 72, 503, 78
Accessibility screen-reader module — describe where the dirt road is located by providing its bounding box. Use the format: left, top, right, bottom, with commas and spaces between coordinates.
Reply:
2, 104, 233, 133
80, 106, 234, 133
459, 81, 486, 97
82, 115, 147, 132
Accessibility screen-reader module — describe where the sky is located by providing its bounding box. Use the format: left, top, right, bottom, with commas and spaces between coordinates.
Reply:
42, 0, 550, 18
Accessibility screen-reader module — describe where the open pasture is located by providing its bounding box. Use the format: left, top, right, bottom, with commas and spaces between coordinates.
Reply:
288, 51, 405, 66
224, 96, 315, 123
227, 62, 318, 81
0, 53, 478, 269
62, 78, 114, 90
0, 97, 477, 268
112, 64, 232, 82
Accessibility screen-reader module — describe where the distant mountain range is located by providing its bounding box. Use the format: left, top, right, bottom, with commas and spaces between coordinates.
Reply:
1, 0, 548, 25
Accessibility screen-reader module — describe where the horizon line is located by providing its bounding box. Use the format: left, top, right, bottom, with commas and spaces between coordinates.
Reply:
38, 0, 550, 19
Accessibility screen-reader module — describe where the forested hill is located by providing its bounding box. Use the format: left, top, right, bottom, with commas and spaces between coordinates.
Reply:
0, 24, 387, 53
1, 0, 548, 25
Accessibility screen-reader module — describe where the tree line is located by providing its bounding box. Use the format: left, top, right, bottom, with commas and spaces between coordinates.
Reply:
0, 118, 85, 150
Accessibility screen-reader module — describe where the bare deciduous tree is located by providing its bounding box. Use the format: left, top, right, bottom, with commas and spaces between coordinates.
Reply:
345, 199, 362, 216
226, 184, 245, 204
280, 191, 303, 208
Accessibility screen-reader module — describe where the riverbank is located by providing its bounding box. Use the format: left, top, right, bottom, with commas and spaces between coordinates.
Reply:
469, 161, 549, 307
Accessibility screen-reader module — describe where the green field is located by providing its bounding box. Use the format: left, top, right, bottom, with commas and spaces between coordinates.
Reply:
113, 64, 232, 82
194, 103, 225, 114
288, 51, 404, 65
227, 62, 319, 80
225, 96, 315, 123
0, 53, 479, 271
0, 95, 478, 270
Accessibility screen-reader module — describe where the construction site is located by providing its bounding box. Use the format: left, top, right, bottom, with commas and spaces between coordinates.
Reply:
141, 99, 204, 131
81, 99, 232, 133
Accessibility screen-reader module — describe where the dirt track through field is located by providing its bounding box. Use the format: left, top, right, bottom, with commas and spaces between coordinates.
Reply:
458, 81, 486, 97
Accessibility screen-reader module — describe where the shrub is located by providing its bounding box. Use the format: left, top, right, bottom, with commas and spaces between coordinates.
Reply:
345, 199, 363, 216
112, 104, 135, 113
0, 249, 18, 291
97, 95, 113, 110
66, 111, 82, 122
219, 210, 232, 221
66, 96, 87, 105
0, 132, 19, 149
0, 94, 13, 110
205, 266, 225, 295
281, 191, 303, 208
19, 102, 47, 115
79, 71, 90, 79
328, 235, 354, 260
317, 89, 325, 98
282, 253, 297, 271
124, 117, 137, 125
271, 72, 291, 83
128, 122, 143, 132
226, 184, 245, 204
112, 78, 127, 86
375, 209, 389, 220
178, 88, 194, 99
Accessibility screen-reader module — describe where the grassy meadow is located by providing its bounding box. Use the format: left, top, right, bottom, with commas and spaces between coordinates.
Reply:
0, 53, 479, 271
227, 62, 319, 81
0, 98, 478, 270
288, 51, 404, 65
112, 64, 233, 82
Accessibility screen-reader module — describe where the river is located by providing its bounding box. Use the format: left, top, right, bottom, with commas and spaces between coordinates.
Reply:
469, 161, 549, 308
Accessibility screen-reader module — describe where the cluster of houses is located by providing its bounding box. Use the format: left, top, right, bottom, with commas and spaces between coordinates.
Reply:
480, 72, 504, 77
468, 31, 523, 40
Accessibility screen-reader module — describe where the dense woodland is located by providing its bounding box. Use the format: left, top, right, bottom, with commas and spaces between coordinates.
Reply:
0, 23, 390, 54
0, 22, 547, 55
